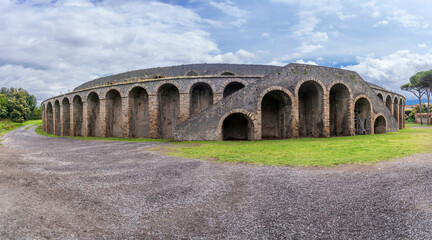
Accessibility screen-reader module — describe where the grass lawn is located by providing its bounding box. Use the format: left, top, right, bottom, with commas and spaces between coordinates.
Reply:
34, 125, 170, 143
0, 119, 42, 137
32, 122, 432, 167
161, 126, 432, 167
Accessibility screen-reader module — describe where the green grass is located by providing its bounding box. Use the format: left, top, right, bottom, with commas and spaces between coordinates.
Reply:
0, 119, 42, 137
159, 127, 432, 167
406, 122, 432, 127
34, 125, 170, 142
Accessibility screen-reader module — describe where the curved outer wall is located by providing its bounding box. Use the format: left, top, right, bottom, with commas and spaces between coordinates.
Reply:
41, 63, 405, 141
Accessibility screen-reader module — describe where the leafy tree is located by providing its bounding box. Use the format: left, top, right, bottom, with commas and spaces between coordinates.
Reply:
401, 72, 426, 124
0, 87, 40, 122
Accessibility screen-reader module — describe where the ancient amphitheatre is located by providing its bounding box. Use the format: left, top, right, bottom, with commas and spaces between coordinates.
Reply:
41, 63, 405, 140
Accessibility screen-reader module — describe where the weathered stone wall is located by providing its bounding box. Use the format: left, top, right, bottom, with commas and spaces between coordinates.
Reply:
41, 63, 405, 141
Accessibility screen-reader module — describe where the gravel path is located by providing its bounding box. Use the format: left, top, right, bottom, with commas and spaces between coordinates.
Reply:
1, 126, 432, 239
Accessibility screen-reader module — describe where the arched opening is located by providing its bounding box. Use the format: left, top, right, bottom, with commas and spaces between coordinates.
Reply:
330, 84, 350, 136
298, 81, 324, 137
385, 95, 392, 113
221, 71, 235, 76
374, 116, 386, 134
261, 90, 292, 139
158, 84, 180, 139
61, 98, 70, 136
223, 82, 245, 98
106, 89, 122, 137
399, 99, 403, 129
377, 93, 383, 101
190, 82, 213, 117
54, 100, 61, 136
41, 104, 45, 131
87, 92, 100, 137
46, 102, 53, 134
393, 97, 398, 124
222, 113, 253, 140
186, 70, 198, 76
129, 87, 149, 138
73, 96, 83, 136
354, 98, 371, 135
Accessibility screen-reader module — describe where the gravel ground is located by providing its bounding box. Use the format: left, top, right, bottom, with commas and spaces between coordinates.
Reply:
1, 126, 432, 239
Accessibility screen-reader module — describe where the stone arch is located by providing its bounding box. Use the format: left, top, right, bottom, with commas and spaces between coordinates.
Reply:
190, 82, 213, 117
129, 86, 149, 138
260, 89, 292, 139
73, 95, 83, 136
374, 115, 387, 134
87, 92, 100, 137
297, 80, 325, 137
46, 102, 54, 134
329, 83, 351, 136
186, 70, 198, 76
54, 100, 61, 136
153, 81, 183, 95
385, 94, 392, 113
223, 81, 245, 98
377, 93, 383, 101
102, 87, 124, 99
393, 97, 399, 123
354, 97, 372, 135
105, 89, 122, 137
61, 97, 70, 136
399, 98, 403, 129
158, 83, 180, 139
222, 112, 254, 140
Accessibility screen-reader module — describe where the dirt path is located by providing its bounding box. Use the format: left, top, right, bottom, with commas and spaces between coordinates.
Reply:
1, 126, 432, 239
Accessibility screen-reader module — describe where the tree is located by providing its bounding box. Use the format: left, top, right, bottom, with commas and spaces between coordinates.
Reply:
420, 70, 432, 125
0, 87, 39, 122
401, 72, 426, 124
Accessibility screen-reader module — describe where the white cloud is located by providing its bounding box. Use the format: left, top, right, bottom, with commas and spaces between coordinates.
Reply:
388, 10, 422, 28
208, 0, 247, 27
342, 50, 432, 98
295, 59, 318, 65
418, 43, 427, 48
0, 0, 256, 101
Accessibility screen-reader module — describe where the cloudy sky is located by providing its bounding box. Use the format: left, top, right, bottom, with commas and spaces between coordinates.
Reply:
1, 0, 432, 103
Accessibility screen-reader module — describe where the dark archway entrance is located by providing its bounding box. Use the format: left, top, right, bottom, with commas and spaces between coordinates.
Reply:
46, 102, 53, 134
62, 98, 70, 136
129, 87, 149, 138
190, 83, 213, 117
106, 90, 122, 137
374, 116, 386, 134
377, 93, 383, 101
223, 82, 245, 98
87, 92, 100, 137
54, 100, 61, 136
298, 81, 324, 137
354, 98, 371, 135
222, 113, 253, 140
399, 99, 403, 129
261, 90, 292, 139
158, 84, 180, 139
73, 96, 83, 136
330, 84, 350, 136
385, 95, 392, 113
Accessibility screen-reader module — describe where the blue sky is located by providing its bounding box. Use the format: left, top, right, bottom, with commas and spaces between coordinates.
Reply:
1, 0, 432, 103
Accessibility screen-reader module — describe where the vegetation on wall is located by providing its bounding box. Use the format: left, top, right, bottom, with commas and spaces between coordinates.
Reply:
0, 87, 41, 122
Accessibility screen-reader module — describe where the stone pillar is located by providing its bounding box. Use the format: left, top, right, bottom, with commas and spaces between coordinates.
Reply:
99, 99, 107, 138
148, 95, 159, 138
82, 101, 89, 137
60, 103, 64, 136
53, 104, 58, 136
349, 97, 355, 136
121, 97, 130, 138
70, 103, 75, 136
42, 106, 46, 132
322, 92, 330, 138
214, 93, 223, 104
179, 93, 190, 124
